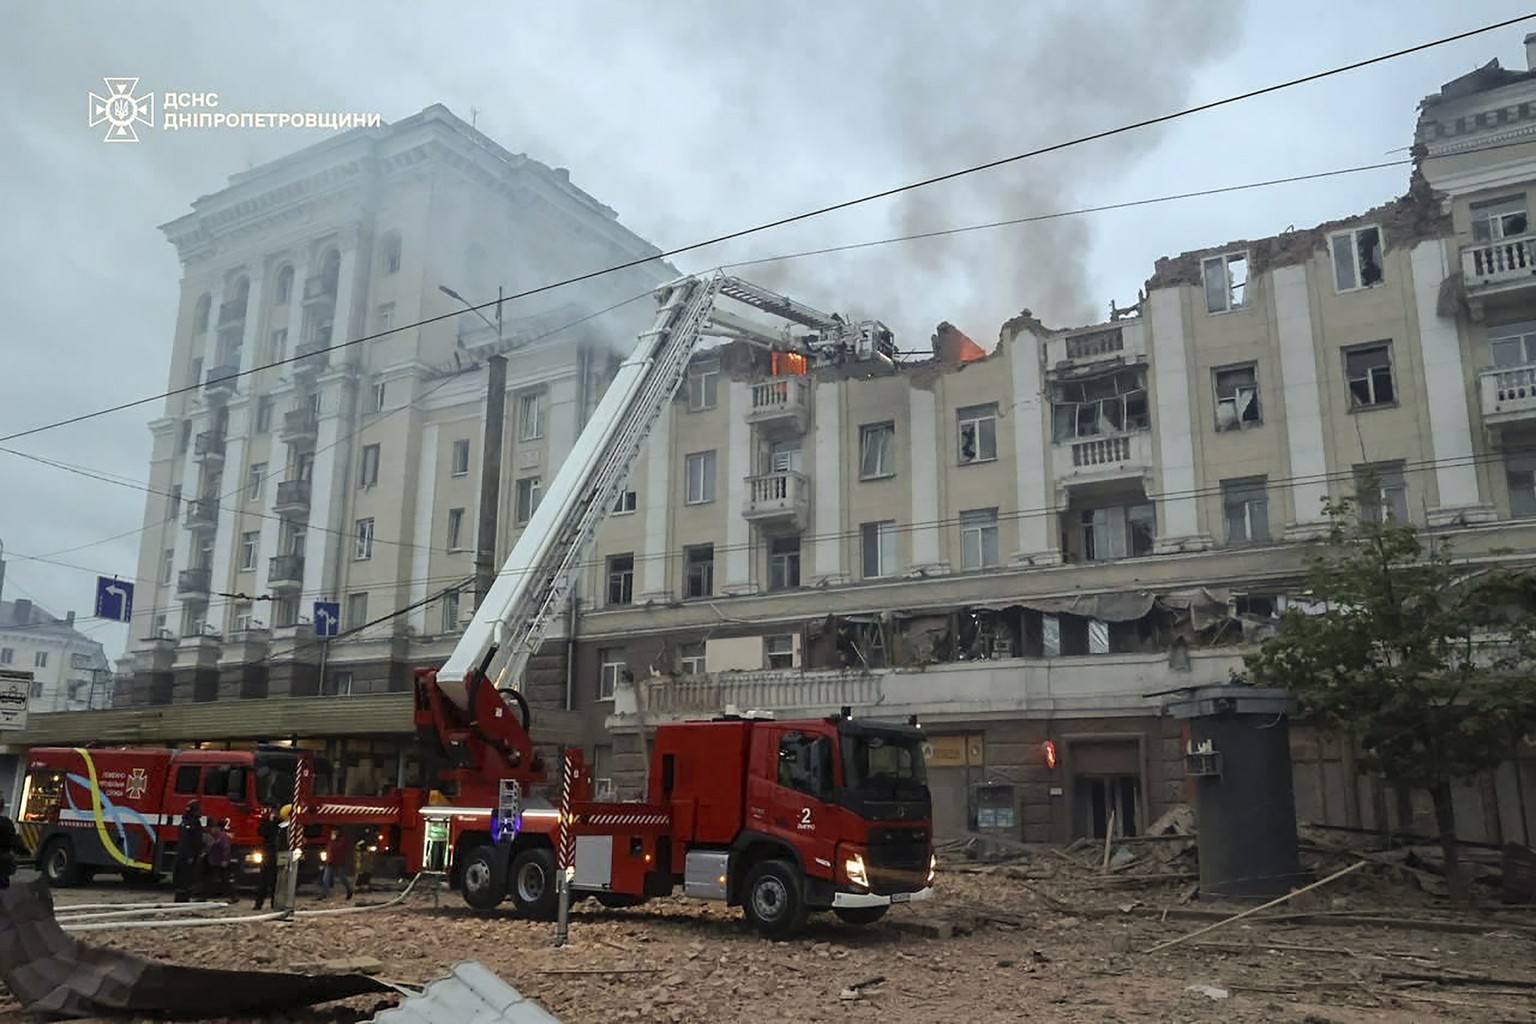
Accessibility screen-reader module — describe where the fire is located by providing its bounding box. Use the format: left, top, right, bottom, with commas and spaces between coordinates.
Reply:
771, 350, 808, 376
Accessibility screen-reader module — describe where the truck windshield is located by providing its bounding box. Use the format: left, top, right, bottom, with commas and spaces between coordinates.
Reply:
254, 754, 297, 808
842, 732, 927, 795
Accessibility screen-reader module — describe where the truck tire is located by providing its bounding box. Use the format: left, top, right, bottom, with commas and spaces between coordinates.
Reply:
41, 838, 80, 887
509, 847, 558, 921
459, 844, 507, 912
742, 859, 807, 939
833, 905, 888, 926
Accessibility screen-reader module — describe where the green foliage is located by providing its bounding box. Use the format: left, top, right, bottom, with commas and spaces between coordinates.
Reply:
1244, 496, 1536, 793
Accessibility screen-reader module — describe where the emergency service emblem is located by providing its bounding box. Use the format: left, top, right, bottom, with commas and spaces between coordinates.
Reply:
126, 768, 150, 799
88, 78, 154, 142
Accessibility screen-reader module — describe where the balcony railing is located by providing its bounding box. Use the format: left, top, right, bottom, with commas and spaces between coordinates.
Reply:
1073, 435, 1130, 466
640, 670, 882, 717
293, 339, 329, 376
1065, 327, 1124, 360
184, 498, 218, 530
1463, 234, 1536, 289
217, 300, 247, 327
274, 479, 312, 512
267, 554, 304, 588
176, 567, 211, 597
193, 431, 225, 461
281, 408, 318, 442
746, 378, 811, 431
744, 470, 809, 528
1479, 363, 1536, 425
203, 364, 240, 394
1052, 429, 1153, 484
302, 272, 339, 304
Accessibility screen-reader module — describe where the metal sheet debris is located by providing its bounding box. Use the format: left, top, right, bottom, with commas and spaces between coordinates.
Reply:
372, 960, 561, 1024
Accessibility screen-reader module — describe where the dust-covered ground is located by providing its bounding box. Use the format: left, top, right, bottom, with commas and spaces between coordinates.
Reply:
4, 847, 1536, 1024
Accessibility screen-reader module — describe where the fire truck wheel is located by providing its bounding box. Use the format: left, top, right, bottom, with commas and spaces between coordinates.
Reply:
742, 859, 807, 938
459, 844, 507, 912
510, 847, 558, 921
40, 839, 80, 887
833, 905, 888, 926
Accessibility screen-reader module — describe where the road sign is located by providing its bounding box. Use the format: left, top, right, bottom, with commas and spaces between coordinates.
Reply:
313, 601, 341, 637
94, 576, 134, 623
0, 669, 32, 731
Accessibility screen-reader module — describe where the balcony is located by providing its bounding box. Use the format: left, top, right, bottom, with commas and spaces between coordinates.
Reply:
743, 471, 809, 530
636, 670, 882, 720
217, 300, 247, 327
184, 498, 218, 531
1052, 430, 1154, 487
176, 567, 211, 598
193, 431, 225, 464
281, 407, 318, 442
302, 272, 338, 304
293, 339, 330, 377
746, 377, 811, 434
1463, 234, 1536, 316
267, 554, 304, 589
274, 479, 312, 514
1479, 364, 1536, 429
203, 364, 240, 397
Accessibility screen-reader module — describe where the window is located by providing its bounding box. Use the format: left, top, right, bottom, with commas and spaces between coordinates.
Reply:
174, 765, 200, 794
31, 680, 43, 698
612, 489, 637, 514
1051, 369, 1150, 440
1214, 364, 1261, 430
442, 589, 460, 633
598, 647, 625, 701
1355, 462, 1408, 524
346, 592, 369, 631
450, 439, 471, 477
1203, 252, 1248, 313
766, 440, 801, 475
1330, 226, 1383, 291
293, 450, 314, 481
678, 642, 706, 675
861, 520, 897, 579
376, 303, 395, 332
382, 232, 401, 274
34, 651, 48, 668
1079, 504, 1155, 561
255, 397, 274, 433
1507, 451, 1536, 518
71, 652, 92, 669
515, 477, 542, 525
688, 363, 719, 412
960, 508, 1000, 569
359, 443, 381, 488
777, 732, 833, 797
447, 507, 466, 549
0, 649, 11, 664
169, 485, 182, 517
607, 554, 635, 606
239, 531, 259, 571
354, 517, 375, 559
246, 462, 266, 501
1222, 477, 1270, 544
685, 451, 716, 504
275, 265, 294, 305
768, 535, 801, 591
268, 328, 287, 364
766, 635, 797, 670
518, 391, 545, 442
325, 672, 354, 698
1344, 343, 1395, 408
160, 549, 174, 584
1489, 322, 1536, 368
1471, 196, 1529, 243
684, 544, 714, 598
859, 422, 895, 479
177, 420, 192, 454
368, 381, 386, 413
193, 293, 211, 333
189, 357, 203, 389
957, 403, 998, 463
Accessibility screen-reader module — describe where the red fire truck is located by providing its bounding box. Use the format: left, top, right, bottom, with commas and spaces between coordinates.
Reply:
16, 744, 315, 886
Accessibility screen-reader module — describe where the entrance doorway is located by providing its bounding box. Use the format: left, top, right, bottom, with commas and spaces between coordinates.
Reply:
1068, 737, 1143, 840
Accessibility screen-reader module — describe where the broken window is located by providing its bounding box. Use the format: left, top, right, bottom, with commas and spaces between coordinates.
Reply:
859, 422, 896, 479
1354, 461, 1408, 524
1202, 252, 1248, 313
861, 520, 898, 579
1079, 504, 1155, 561
1213, 364, 1261, 430
1222, 477, 1270, 544
767, 440, 802, 474
1330, 226, 1383, 291
957, 404, 998, 463
768, 535, 801, 591
684, 544, 713, 598
678, 641, 706, 675
1344, 343, 1395, 408
959, 508, 999, 569
606, 553, 634, 606
1471, 196, 1529, 243
1489, 322, 1536, 368
1051, 369, 1149, 441
597, 648, 625, 700
765, 634, 798, 670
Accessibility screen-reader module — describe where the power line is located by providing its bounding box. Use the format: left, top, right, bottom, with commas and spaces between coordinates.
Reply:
4, 13, 1528, 448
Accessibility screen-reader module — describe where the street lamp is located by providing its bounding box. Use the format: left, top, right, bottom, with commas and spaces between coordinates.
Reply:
438, 284, 502, 341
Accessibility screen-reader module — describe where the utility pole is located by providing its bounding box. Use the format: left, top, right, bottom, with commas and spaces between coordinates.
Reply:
475, 287, 506, 608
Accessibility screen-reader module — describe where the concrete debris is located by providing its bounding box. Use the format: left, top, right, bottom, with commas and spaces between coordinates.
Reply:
1186, 984, 1230, 1000
373, 960, 559, 1024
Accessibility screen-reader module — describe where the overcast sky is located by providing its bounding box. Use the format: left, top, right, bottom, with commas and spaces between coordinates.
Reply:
1, 1, 1531, 667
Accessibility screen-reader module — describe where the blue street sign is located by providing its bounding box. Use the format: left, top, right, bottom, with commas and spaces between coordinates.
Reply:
94, 577, 134, 623
313, 600, 341, 637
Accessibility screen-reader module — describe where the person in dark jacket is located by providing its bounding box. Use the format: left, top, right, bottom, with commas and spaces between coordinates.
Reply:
0, 794, 18, 890
172, 800, 204, 903
252, 806, 282, 910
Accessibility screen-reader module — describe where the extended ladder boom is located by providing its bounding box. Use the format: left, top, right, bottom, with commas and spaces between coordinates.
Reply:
434, 273, 897, 709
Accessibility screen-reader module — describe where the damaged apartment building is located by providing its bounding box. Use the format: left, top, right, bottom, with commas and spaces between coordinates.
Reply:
563, 42, 1536, 850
